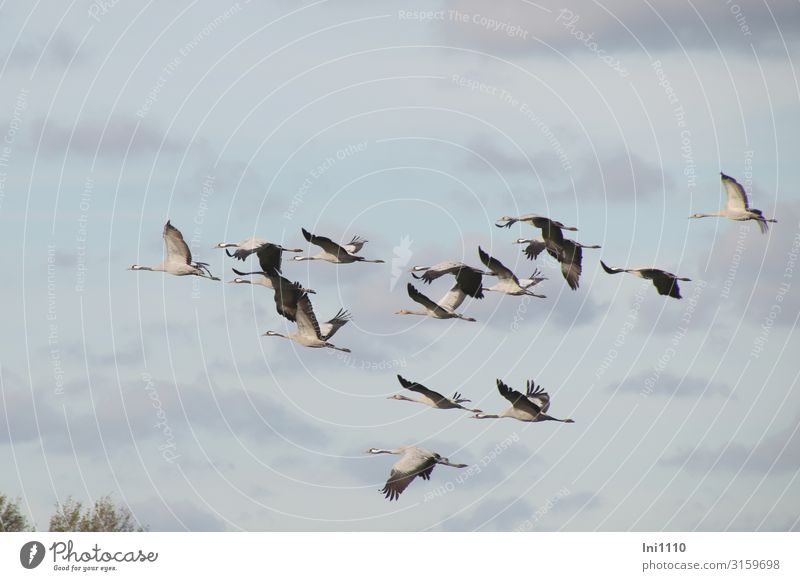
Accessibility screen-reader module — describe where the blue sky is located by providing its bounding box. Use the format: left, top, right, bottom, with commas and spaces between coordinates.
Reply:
1, 0, 798, 531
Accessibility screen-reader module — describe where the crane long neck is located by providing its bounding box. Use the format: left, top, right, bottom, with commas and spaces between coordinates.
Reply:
398, 309, 427, 316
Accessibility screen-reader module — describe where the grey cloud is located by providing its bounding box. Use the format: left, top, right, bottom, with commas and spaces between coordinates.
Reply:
660, 410, 800, 474
132, 498, 227, 531
441, 496, 535, 531
31, 116, 182, 158
1, 32, 86, 70
611, 370, 732, 398
569, 152, 671, 203
439, 0, 799, 55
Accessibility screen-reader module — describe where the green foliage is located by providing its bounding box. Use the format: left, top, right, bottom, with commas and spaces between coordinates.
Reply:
0, 494, 32, 532
48, 495, 146, 532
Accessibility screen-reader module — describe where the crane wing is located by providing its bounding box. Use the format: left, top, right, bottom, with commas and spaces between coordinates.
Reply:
454, 267, 484, 299
539, 219, 566, 244
525, 380, 551, 413
553, 240, 583, 290
600, 260, 624, 275
651, 274, 682, 299
407, 283, 443, 313
255, 243, 284, 274
411, 261, 467, 284
343, 235, 367, 254
522, 239, 547, 261
228, 237, 267, 260
497, 379, 543, 414
478, 246, 515, 281
302, 228, 351, 256
496, 379, 528, 406
381, 454, 436, 501
294, 294, 322, 339
319, 308, 351, 339
437, 285, 466, 312
396, 374, 445, 402
163, 221, 192, 265
721, 173, 749, 211
271, 277, 306, 322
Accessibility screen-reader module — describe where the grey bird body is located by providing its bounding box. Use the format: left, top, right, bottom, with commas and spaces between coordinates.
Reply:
129, 220, 220, 281
472, 379, 574, 424
367, 445, 467, 501
689, 173, 777, 233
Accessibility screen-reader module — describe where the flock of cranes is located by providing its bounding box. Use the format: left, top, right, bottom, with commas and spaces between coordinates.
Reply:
129, 172, 776, 501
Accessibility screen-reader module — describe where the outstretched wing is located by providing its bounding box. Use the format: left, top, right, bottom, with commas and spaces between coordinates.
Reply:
437, 285, 466, 312
522, 239, 547, 261
319, 308, 351, 339
163, 221, 192, 265
294, 294, 322, 339
478, 246, 515, 281
302, 228, 351, 256
721, 172, 749, 211
600, 260, 624, 275
651, 274, 682, 299
552, 240, 582, 290
525, 380, 550, 413
228, 237, 267, 260
381, 455, 436, 501
271, 277, 306, 322
539, 219, 566, 244
407, 283, 441, 313
454, 267, 484, 299
411, 261, 468, 284
255, 243, 283, 274
343, 235, 367, 254
397, 374, 445, 402
496, 379, 528, 406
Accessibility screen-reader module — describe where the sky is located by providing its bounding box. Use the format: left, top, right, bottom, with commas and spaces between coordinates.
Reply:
0, 0, 798, 531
